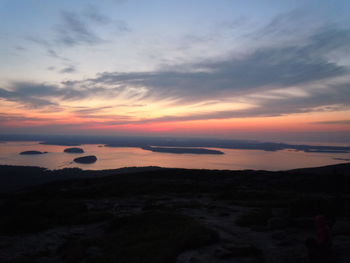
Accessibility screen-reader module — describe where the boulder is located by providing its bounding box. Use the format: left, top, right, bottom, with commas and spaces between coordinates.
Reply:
268, 217, 290, 230
333, 220, 350, 235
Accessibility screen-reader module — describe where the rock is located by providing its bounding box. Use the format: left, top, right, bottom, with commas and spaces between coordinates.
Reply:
270, 231, 286, 240
86, 246, 101, 260
73, 155, 97, 164
36, 256, 57, 263
20, 151, 47, 155
268, 217, 290, 230
250, 226, 269, 232
333, 220, 350, 235
214, 248, 234, 259
61, 240, 85, 263
292, 217, 314, 228
223, 244, 263, 258
218, 212, 230, 217
64, 147, 84, 153
189, 256, 199, 262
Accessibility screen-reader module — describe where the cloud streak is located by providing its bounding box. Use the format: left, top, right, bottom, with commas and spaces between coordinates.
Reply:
54, 9, 130, 47
55, 11, 102, 46
313, 120, 350, 125
60, 65, 77, 74
89, 27, 350, 102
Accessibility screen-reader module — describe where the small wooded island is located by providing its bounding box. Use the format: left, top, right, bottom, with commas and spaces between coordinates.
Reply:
20, 151, 47, 155
73, 155, 97, 164
142, 146, 224, 155
64, 147, 84, 153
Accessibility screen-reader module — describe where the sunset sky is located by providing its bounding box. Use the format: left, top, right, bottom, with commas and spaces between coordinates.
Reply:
1, 0, 350, 143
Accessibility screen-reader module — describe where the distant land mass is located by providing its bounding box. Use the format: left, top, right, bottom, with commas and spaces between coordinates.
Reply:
20, 151, 47, 155
304, 149, 349, 153
333, 158, 350, 161
141, 146, 224, 154
1, 134, 350, 153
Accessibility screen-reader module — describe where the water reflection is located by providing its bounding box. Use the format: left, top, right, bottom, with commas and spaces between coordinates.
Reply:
0, 141, 349, 171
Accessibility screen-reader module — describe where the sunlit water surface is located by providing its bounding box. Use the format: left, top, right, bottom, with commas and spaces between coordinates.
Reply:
0, 141, 349, 171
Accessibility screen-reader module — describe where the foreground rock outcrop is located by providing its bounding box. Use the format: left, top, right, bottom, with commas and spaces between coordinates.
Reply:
0, 163, 349, 263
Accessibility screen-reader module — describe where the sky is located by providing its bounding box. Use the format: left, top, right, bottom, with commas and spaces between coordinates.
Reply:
1, 0, 350, 143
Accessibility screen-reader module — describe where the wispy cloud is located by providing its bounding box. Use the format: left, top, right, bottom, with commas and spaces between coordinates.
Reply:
313, 120, 350, 125
14, 45, 26, 51
89, 26, 350, 102
0, 113, 52, 123
0, 81, 124, 108
47, 48, 70, 62
84, 6, 111, 25
84, 5, 131, 32
60, 65, 77, 74
54, 9, 130, 47
55, 11, 102, 46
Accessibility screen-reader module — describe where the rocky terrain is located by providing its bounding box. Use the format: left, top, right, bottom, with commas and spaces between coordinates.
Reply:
0, 163, 349, 263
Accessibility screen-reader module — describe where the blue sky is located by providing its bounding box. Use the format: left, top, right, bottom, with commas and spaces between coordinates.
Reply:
1, 0, 350, 142
2, 0, 348, 82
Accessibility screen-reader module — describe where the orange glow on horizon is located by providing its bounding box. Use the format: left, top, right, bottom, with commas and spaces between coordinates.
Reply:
2, 97, 350, 136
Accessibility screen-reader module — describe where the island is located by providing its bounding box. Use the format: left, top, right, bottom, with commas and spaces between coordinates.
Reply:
64, 147, 84, 153
20, 151, 47, 155
73, 155, 97, 164
141, 146, 224, 155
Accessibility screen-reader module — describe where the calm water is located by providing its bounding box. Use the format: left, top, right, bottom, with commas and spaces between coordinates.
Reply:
0, 141, 349, 171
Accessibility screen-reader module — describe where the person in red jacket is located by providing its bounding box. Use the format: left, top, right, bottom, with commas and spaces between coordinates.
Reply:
305, 215, 333, 263
315, 215, 332, 248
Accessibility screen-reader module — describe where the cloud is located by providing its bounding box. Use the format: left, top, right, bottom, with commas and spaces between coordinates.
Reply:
54, 9, 130, 47
25, 36, 52, 48
89, 26, 350, 102
55, 11, 102, 46
47, 48, 70, 61
102, 83, 350, 125
0, 81, 123, 108
84, 5, 130, 32
3, 21, 350, 124
60, 65, 77, 74
0, 85, 58, 108
14, 45, 26, 51
84, 6, 111, 25
0, 113, 52, 123
113, 20, 131, 32
0, 83, 78, 108
112, 0, 127, 3
72, 106, 113, 114
313, 120, 350, 125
